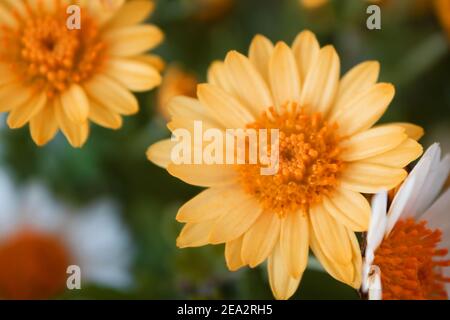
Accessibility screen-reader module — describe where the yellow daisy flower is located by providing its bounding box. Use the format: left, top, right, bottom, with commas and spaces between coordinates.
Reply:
147, 30, 423, 299
157, 65, 198, 120
0, 0, 163, 147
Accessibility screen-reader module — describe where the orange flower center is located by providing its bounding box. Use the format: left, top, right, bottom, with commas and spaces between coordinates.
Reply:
0, 229, 71, 300
0, 2, 107, 98
373, 218, 450, 300
238, 103, 344, 216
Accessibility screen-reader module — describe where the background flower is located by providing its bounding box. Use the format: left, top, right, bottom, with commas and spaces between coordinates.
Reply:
0, 169, 133, 299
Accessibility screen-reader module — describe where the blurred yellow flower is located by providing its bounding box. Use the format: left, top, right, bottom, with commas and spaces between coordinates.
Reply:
300, 0, 328, 10
0, 0, 163, 147
157, 65, 198, 120
435, 0, 450, 39
192, 0, 234, 22
147, 30, 423, 299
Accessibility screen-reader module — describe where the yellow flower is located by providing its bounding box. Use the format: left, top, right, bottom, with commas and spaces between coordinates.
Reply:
157, 65, 198, 120
435, 0, 450, 39
147, 30, 423, 299
0, 0, 163, 147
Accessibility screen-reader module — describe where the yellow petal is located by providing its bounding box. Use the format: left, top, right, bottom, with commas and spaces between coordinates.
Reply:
268, 241, 301, 300
207, 61, 237, 97
89, 99, 123, 129
106, 0, 155, 29
248, 34, 274, 84
377, 122, 424, 141
309, 204, 353, 264
332, 61, 379, 117
330, 83, 395, 137
340, 162, 407, 193
299, 45, 340, 115
241, 212, 281, 268
210, 194, 262, 244
30, 104, 58, 146
339, 125, 407, 162
61, 84, 90, 124
84, 75, 138, 115
177, 186, 243, 222
7, 93, 47, 129
133, 54, 165, 72
176, 221, 213, 248
292, 30, 320, 83
105, 58, 161, 92
269, 42, 301, 109
365, 138, 423, 168
146, 139, 176, 168
54, 99, 89, 148
0, 3, 18, 28
225, 236, 246, 271
323, 188, 371, 232
224, 51, 273, 116
0, 64, 15, 87
105, 25, 163, 57
0, 83, 32, 113
197, 84, 254, 128
167, 163, 237, 187
280, 211, 309, 278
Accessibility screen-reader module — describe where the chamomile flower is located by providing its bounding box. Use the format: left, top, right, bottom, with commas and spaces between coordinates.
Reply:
0, 0, 163, 147
147, 30, 423, 299
363, 144, 450, 300
0, 169, 133, 299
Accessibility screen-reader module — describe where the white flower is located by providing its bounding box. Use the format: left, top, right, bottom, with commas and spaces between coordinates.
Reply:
362, 143, 450, 300
0, 169, 133, 299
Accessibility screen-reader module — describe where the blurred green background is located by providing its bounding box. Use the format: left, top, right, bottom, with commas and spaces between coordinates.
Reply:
0, 0, 449, 299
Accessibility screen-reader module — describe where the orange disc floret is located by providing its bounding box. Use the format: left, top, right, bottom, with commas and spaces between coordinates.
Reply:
238, 103, 344, 216
0, 230, 71, 300
373, 218, 450, 300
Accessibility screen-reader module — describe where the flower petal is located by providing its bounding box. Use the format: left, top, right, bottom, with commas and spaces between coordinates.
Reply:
89, 99, 123, 129
323, 188, 371, 232
84, 75, 138, 115
167, 163, 237, 187
330, 83, 395, 137
340, 162, 407, 194
106, 0, 155, 29
30, 104, 58, 146
210, 194, 262, 244
280, 211, 309, 278
146, 139, 176, 168
105, 58, 162, 92
54, 99, 89, 148
331, 61, 379, 117
224, 51, 273, 116
105, 25, 163, 57
61, 84, 90, 124
268, 241, 301, 300
299, 45, 340, 115
241, 212, 281, 268
339, 125, 407, 162
292, 30, 320, 83
363, 138, 423, 168
197, 84, 254, 128
176, 221, 213, 248
7, 92, 47, 129
269, 42, 301, 109
248, 34, 274, 84
225, 236, 246, 271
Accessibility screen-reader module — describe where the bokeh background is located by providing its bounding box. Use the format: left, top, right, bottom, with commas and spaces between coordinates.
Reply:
0, 0, 449, 299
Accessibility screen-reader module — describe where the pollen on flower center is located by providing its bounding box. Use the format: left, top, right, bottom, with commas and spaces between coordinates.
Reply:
0, 230, 71, 300
238, 103, 344, 216
0, 5, 107, 98
373, 218, 450, 300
